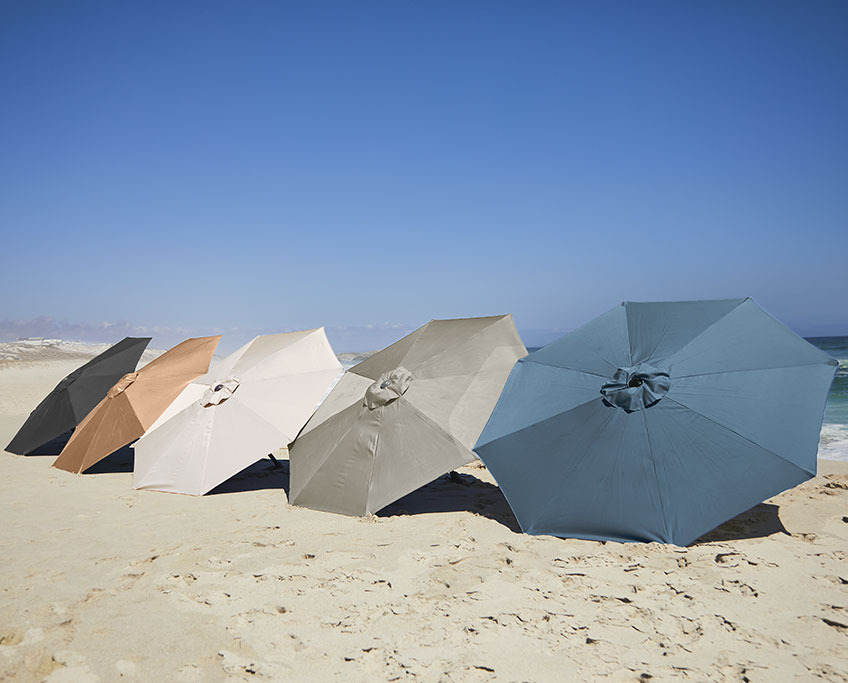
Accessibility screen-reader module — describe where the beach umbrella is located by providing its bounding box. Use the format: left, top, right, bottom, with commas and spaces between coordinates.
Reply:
133, 328, 342, 495
52, 336, 220, 473
289, 315, 527, 516
5, 337, 151, 455
475, 298, 839, 545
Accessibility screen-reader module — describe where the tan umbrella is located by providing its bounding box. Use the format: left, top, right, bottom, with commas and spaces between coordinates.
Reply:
289, 315, 527, 516
52, 336, 220, 473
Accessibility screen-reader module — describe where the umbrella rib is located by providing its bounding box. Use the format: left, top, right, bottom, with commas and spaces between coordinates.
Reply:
662, 397, 816, 476
641, 409, 670, 542
522, 358, 609, 379
363, 409, 382, 515
673, 359, 837, 379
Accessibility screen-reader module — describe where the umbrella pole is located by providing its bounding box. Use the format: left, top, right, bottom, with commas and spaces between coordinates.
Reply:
268, 453, 281, 468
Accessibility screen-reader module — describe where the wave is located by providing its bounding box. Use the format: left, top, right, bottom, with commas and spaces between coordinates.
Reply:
819, 423, 848, 462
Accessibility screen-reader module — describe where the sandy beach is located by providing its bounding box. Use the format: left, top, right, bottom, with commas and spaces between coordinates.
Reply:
1, 348, 847, 682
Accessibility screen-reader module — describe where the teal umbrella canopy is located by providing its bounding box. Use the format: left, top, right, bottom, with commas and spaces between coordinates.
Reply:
475, 299, 838, 545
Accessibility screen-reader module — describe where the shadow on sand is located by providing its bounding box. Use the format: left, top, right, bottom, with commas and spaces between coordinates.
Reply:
82, 444, 136, 474
378, 470, 522, 533
207, 458, 291, 496
693, 502, 789, 544
20, 430, 73, 456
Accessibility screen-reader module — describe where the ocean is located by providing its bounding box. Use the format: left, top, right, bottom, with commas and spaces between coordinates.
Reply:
808, 336, 848, 462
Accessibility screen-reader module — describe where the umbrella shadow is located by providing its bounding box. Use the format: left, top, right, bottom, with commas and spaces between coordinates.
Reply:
206, 457, 290, 496
19, 430, 73, 456
83, 444, 136, 474
377, 470, 522, 533
693, 503, 789, 544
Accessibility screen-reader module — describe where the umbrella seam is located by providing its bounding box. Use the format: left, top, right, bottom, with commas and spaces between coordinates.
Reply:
673, 360, 838, 378
641, 409, 670, 542
520, 357, 610, 379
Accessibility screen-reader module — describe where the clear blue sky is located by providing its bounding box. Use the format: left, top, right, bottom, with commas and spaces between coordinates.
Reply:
1, 1, 846, 351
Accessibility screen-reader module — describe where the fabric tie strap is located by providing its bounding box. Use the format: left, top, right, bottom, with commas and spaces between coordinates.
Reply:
108, 373, 139, 398
600, 364, 670, 412
201, 377, 240, 407
364, 367, 412, 410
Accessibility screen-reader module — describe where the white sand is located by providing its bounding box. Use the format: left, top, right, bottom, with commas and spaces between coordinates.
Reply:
1, 351, 847, 681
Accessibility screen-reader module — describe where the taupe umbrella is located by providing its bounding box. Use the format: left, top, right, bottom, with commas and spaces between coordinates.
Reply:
289, 315, 527, 516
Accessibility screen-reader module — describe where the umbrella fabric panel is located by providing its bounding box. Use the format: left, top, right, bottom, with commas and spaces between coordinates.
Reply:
476, 360, 607, 447
299, 372, 374, 438
529, 305, 631, 377
366, 399, 476, 514
230, 329, 338, 380
666, 363, 838, 475
624, 299, 747, 366
346, 327, 427, 381
396, 316, 516, 374
232, 367, 343, 445
349, 316, 510, 380
131, 336, 220, 383
6, 389, 77, 455
405, 349, 528, 450
526, 408, 669, 543
53, 392, 145, 473
132, 398, 211, 494
645, 401, 811, 545
289, 401, 382, 516
290, 399, 475, 516
135, 397, 291, 495
663, 299, 837, 376
476, 397, 668, 540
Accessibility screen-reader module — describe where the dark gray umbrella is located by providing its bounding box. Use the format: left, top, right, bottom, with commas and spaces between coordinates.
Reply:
5, 337, 151, 455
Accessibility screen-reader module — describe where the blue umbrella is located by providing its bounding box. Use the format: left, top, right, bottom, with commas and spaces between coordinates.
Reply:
475, 299, 838, 545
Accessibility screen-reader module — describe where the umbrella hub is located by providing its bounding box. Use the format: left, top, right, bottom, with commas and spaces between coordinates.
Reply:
365, 367, 412, 410
107, 373, 139, 398
600, 364, 670, 413
201, 377, 240, 407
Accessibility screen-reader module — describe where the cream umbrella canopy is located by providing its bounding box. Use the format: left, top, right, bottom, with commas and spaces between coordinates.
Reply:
289, 315, 527, 516
133, 328, 342, 495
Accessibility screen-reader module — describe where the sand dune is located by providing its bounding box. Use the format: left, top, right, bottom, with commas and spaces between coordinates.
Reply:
1, 352, 846, 681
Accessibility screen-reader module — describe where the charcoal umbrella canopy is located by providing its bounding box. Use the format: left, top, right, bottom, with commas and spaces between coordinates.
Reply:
289, 315, 527, 516
52, 336, 220, 473
132, 328, 342, 495
475, 299, 838, 545
5, 337, 151, 455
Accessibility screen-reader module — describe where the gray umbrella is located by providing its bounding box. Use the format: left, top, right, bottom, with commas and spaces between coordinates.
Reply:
5, 337, 151, 455
289, 315, 527, 516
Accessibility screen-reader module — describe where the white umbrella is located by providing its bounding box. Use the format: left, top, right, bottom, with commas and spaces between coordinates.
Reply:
133, 328, 342, 495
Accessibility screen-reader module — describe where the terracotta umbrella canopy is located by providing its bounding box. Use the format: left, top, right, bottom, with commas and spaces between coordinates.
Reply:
52, 336, 220, 474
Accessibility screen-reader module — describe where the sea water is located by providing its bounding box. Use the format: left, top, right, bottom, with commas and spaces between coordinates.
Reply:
808, 336, 848, 462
